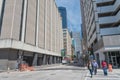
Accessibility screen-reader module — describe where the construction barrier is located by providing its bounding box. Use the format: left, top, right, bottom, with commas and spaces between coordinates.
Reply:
19, 64, 34, 71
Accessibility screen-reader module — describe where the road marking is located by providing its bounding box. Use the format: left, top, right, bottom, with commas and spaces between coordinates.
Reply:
85, 72, 89, 80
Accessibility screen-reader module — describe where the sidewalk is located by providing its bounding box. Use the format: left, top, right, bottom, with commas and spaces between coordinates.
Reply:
34, 64, 62, 70
0, 64, 62, 73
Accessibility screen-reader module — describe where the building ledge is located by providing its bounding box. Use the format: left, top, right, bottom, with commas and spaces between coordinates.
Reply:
0, 39, 61, 57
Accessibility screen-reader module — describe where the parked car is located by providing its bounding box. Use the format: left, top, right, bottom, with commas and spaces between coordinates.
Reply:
62, 60, 67, 64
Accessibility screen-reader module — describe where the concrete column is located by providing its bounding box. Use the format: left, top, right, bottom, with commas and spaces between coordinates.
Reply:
60, 57, 62, 63
50, 56, 53, 64
48, 56, 51, 64
54, 56, 56, 64
32, 53, 38, 66
58, 57, 60, 63
52, 56, 54, 64
43, 55, 46, 65
18, 51, 23, 64
46, 55, 49, 65
56, 57, 58, 63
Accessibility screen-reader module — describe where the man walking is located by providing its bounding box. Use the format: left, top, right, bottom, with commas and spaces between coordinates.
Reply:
92, 60, 98, 75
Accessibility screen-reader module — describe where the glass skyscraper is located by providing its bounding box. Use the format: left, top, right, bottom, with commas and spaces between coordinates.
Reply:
58, 7, 67, 29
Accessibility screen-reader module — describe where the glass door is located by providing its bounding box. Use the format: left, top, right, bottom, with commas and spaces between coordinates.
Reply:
111, 56, 117, 68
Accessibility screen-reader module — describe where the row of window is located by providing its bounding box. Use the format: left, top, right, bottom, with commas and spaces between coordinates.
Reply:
97, 0, 115, 7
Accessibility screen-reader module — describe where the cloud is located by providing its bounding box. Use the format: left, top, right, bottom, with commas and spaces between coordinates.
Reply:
55, 0, 82, 32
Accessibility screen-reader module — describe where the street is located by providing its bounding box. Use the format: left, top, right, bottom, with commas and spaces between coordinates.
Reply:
0, 65, 120, 80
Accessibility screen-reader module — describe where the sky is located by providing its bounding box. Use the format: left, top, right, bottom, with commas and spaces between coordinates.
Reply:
55, 0, 82, 32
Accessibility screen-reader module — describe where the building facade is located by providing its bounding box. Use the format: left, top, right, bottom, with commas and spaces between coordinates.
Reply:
80, 0, 120, 68
58, 7, 67, 29
63, 29, 72, 60
0, 0, 63, 70
72, 32, 82, 56
72, 32, 83, 65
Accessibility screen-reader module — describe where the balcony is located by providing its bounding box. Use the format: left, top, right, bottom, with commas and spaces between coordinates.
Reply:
100, 26, 120, 35
96, 0, 114, 3
97, 0, 120, 13
99, 10, 120, 24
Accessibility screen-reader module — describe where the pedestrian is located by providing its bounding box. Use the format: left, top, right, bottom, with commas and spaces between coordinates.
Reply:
92, 60, 98, 75
87, 60, 93, 78
108, 63, 112, 72
101, 60, 108, 76
15, 60, 19, 71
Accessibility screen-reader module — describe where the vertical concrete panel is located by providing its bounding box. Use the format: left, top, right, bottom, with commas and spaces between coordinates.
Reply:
12, 0, 23, 40
38, 0, 45, 48
54, 6, 57, 53
50, 0, 53, 51
47, 0, 51, 51
44, 0, 47, 49
52, 4, 56, 52
1, 0, 15, 39
51, 0, 54, 51
32, 53, 38, 66
1, 0, 23, 40
25, 0, 36, 45
43, 55, 46, 65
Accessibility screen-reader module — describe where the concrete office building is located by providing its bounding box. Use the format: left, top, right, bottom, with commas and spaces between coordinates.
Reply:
80, 0, 120, 68
63, 29, 72, 60
58, 7, 67, 29
0, 0, 63, 70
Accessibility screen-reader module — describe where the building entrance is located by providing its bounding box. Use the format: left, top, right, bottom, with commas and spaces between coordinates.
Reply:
105, 51, 120, 68
111, 56, 117, 68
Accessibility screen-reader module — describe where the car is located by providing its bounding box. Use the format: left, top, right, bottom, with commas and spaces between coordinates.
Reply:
62, 60, 67, 64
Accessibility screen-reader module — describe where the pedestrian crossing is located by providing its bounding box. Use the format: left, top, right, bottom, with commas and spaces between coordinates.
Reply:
85, 69, 120, 80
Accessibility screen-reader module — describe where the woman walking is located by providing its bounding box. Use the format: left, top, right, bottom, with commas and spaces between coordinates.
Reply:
87, 60, 93, 78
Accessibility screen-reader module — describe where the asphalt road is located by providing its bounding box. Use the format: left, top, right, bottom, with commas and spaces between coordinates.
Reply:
0, 65, 87, 80
0, 65, 120, 80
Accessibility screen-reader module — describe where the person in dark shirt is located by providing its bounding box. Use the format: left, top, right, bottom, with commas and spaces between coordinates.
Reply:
87, 60, 93, 78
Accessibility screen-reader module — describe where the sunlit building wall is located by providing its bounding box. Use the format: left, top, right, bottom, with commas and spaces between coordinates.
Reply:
63, 29, 72, 59
0, 0, 63, 70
